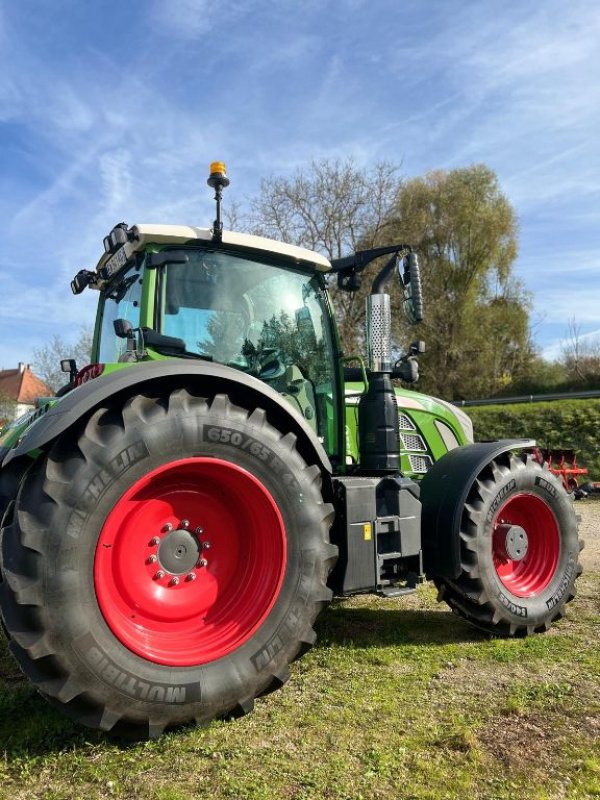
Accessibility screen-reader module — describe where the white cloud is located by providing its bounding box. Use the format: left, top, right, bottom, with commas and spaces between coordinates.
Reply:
99, 149, 134, 215
150, 0, 247, 39
534, 289, 600, 326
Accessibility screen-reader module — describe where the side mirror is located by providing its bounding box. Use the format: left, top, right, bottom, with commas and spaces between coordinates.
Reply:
398, 253, 424, 324
60, 358, 78, 383
114, 318, 134, 339
409, 340, 426, 355
61, 358, 77, 373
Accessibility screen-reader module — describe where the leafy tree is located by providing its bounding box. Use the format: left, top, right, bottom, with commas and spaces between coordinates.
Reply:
505, 355, 565, 396
32, 326, 93, 392
385, 165, 534, 399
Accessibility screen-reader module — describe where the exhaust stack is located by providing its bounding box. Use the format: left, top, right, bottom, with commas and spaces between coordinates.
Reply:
366, 293, 393, 373
359, 291, 400, 474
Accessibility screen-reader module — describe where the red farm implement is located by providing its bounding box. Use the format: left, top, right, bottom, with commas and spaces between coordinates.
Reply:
534, 447, 598, 496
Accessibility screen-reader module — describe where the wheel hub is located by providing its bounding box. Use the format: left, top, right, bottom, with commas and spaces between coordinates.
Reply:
94, 457, 287, 666
496, 523, 528, 562
491, 492, 560, 598
157, 527, 201, 575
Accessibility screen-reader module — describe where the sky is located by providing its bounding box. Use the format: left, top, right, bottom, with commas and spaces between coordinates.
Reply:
0, 0, 599, 370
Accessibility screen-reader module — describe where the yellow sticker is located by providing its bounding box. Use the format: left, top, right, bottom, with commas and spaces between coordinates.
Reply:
363, 523, 372, 541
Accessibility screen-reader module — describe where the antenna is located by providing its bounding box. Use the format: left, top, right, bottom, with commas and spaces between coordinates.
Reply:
207, 161, 230, 243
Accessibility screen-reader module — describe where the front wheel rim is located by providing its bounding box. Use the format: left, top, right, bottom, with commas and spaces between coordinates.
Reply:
94, 457, 287, 666
492, 492, 560, 598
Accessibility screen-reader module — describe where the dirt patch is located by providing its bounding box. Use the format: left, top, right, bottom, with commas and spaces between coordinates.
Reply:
478, 710, 558, 769
576, 499, 600, 571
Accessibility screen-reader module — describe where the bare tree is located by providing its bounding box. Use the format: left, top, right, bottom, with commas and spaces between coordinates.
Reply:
32, 326, 93, 392
247, 159, 404, 352
561, 318, 600, 385
249, 159, 401, 257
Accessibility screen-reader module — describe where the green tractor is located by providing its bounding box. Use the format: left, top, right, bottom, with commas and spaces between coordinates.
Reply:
0, 163, 582, 738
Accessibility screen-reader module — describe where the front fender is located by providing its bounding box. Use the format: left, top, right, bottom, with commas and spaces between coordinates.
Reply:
2, 362, 332, 474
420, 439, 535, 579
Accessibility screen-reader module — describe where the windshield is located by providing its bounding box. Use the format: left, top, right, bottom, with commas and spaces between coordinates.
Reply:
97, 263, 143, 363
160, 249, 338, 453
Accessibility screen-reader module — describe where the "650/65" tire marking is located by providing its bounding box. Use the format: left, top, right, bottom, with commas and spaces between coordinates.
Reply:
203, 426, 301, 493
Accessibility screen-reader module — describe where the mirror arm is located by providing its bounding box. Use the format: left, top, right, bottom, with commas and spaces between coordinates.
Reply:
330, 243, 413, 273
332, 244, 413, 294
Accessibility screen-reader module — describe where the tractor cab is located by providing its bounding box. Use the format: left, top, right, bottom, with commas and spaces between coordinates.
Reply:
73, 221, 342, 458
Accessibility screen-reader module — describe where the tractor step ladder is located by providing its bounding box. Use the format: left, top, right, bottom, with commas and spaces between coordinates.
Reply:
375, 516, 418, 597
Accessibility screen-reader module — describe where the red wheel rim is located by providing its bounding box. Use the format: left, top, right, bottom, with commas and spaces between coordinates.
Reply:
492, 492, 560, 598
94, 458, 287, 666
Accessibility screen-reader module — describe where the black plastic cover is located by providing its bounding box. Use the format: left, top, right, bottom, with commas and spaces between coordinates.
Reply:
329, 474, 422, 595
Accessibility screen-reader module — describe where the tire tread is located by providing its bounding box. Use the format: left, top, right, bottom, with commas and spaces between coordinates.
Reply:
0, 387, 337, 738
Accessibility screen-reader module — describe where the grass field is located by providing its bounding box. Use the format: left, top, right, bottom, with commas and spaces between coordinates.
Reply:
1, 505, 598, 800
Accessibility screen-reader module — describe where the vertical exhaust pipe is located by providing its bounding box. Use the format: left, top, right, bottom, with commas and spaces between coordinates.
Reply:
359, 290, 400, 473
366, 293, 393, 373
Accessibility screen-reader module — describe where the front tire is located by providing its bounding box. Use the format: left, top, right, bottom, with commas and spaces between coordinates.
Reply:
0, 389, 336, 737
433, 452, 582, 636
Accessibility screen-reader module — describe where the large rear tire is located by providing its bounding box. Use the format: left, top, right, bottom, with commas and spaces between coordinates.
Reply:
0, 389, 336, 738
433, 452, 582, 636
0, 460, 29, 527
0, 460, 31, 596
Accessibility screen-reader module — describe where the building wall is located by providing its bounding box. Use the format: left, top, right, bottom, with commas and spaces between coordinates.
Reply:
15, 402, 34, 419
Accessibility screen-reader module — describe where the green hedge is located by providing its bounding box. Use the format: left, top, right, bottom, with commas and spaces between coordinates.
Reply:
467, 398, 600, 480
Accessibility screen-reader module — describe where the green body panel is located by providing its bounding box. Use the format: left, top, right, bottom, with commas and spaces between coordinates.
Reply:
345, 382, 470, 479
0, 401, 56, 453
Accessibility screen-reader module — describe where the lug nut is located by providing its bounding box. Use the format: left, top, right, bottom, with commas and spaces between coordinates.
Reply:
195, 526, 204, 535
147, 555, 158, 564
198, 558, 208, 568
186, 573, 197, 582
163, 523, 173, 532
180, 519, 189, 529
154, 570, 165, 580
202, 541, 211, 550
169, 577, 180, 586
150, 537, 160, 546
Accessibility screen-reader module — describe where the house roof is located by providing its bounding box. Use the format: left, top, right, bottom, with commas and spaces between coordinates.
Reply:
0, 365, 53, 405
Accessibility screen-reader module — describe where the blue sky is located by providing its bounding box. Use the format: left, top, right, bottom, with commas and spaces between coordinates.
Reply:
0, 0, 599, 370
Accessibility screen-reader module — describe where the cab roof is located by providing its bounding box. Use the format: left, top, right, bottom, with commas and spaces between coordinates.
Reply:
97, 224, 331, 273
